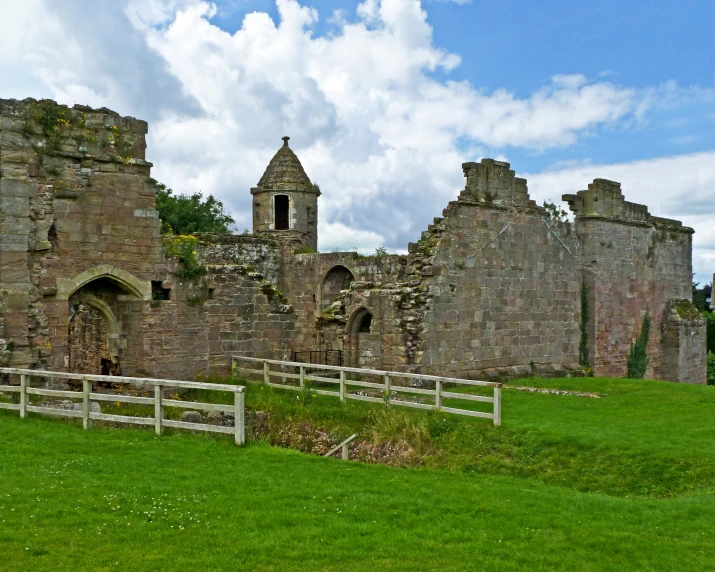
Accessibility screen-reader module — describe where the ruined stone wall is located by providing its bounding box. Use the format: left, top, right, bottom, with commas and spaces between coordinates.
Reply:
414, 160, 582, 379
197, 234, 281, 285
279, 251, 409, 362
120, 235, 297, 379
660, 300, 707, 384
1, 98, 703, 384
0, 98, 162, 372
0, 101, 298, 382
564, 179, 700, 382
566, 179, 705, 383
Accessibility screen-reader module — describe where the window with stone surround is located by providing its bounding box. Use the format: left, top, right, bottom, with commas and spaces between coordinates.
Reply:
321, 265, 355, 310
275, 194, 289, 230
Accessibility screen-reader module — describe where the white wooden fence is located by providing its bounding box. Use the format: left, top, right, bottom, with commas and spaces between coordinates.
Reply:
232, 356, 501, 426
0, 368, 246, 445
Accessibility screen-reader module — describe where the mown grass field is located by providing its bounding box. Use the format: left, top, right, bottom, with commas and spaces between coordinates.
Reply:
1, 376, 715, 571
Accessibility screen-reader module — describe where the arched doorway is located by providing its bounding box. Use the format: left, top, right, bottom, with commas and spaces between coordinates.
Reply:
321, 265, 355, 310
346, 307, 381, 368
68, 278, 126, 375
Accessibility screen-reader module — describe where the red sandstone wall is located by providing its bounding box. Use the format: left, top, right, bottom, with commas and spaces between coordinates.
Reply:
0, 98, 163, 371
421, 201, 582, 378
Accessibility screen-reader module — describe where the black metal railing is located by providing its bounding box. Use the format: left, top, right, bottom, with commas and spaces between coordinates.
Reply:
293, 350, 343, 373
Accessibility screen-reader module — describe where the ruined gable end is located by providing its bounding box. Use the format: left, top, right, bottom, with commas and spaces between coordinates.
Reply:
460, 158, 538, 209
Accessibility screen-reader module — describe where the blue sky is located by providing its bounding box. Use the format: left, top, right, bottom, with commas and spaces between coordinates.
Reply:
205, 0, 715, 168
1, 0, 714, 282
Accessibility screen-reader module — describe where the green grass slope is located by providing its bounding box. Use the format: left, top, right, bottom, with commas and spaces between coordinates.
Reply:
1, 376, 714, 571
233, 376, 715, 497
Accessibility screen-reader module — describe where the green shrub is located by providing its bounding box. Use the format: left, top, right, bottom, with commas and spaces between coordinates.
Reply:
707, 351, 715, 385
627, 312, 651, 379
163, 235, 206, 279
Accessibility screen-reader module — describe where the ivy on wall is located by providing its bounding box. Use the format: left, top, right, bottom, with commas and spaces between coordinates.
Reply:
578, 284, 590, 370
627, 312, 651, 379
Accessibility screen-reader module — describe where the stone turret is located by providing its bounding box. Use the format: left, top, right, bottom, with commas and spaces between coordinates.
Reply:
251, 136, 320, 251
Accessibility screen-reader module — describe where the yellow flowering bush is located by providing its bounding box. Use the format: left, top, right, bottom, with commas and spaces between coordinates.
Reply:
163, 235, 206, 279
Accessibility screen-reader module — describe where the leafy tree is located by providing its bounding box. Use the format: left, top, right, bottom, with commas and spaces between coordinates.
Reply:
692, 282, 709, 312
704, 311, 715, 354
543, 200, 568, 222
150, 179, 235, 235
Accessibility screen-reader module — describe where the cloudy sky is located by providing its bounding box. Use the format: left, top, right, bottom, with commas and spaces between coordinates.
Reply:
2, 0, 714, 283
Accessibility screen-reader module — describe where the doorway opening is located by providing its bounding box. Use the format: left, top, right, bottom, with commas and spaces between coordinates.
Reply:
275, 195, 289, 230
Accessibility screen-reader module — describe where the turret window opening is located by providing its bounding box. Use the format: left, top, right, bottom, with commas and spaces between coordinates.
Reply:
275, 194, 290, 230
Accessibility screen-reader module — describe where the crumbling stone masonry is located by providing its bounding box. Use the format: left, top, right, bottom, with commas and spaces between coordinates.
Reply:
0, 98, 706, 384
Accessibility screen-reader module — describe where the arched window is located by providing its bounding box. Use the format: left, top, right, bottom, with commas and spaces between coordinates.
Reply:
275, 195, 289, 230
345, 307, 377, 368
358, 312, 372, 333
320, 265, 355, 310
348, 307, 374, 335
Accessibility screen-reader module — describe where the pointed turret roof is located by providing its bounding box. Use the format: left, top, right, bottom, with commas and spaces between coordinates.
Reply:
253, 136, 319, 194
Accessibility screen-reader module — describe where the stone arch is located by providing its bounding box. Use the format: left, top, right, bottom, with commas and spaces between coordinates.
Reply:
57, 264, 151, 301
320, 265, 355, 311
68, 286, 126, 376
81, 295, 121, 339
65, 270, 141, 375
348, 307, 373, 335
345, 307, 379, 368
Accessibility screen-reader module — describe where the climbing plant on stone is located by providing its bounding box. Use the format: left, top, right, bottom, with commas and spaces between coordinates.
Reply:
579, 284, 590, 370
163, 235, 206, 279
627, 312, 651, 379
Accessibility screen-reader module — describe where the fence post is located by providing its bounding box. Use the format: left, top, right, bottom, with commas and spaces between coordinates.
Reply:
263, 361, 270, 386
435, 379, 442, 412
493, 384, 501, 427
384, 373, 391, 405
341, 442, 349, 461
299, 365, 305, 390
19, 374, 27, 418
234, 389, 245, 446
82, 377, 91, 430
339, 370, 346, 402
154, 384, 163, 435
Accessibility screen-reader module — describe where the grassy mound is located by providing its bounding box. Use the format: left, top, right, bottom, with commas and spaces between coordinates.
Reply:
224, 376, 715, 498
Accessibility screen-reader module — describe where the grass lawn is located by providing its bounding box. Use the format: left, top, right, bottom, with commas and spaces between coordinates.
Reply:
1, 376, 715, 570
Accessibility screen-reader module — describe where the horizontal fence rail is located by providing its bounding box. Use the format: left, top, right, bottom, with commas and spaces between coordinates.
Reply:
232, 356, 501, 426
0, 368, 246, 445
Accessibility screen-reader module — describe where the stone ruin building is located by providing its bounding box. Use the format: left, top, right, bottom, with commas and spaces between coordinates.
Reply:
0, 98, 707, 384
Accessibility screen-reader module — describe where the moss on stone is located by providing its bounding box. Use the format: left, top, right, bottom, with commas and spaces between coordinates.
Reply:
674, 299, 701, 320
